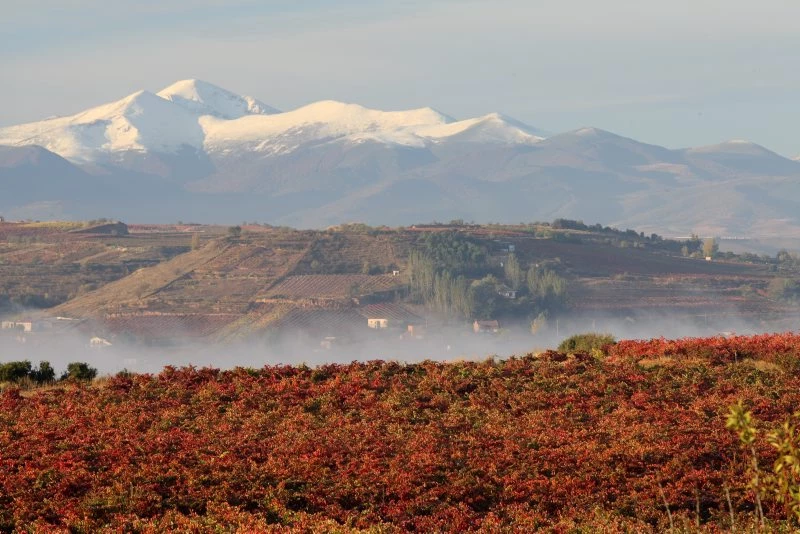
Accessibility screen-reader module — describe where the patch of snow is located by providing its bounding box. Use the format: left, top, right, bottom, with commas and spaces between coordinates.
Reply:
0, 90, 205, 162
0, 81, 547, 163
575, 127, 601, 137
201, 100, 455, 153
157, 79, 279, 119
416, 113, 543, 144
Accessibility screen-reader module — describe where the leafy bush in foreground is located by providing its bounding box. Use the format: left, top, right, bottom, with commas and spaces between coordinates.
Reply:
557, 332, 616, 354
60, 361, 97, 381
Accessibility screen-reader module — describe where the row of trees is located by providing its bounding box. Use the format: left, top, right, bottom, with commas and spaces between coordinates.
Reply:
0, 360, 97, 385
408, 245, 568, 320
408, 251, 473, 318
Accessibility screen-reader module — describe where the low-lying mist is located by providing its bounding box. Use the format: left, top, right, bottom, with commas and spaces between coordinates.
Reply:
1, 310, 794, 376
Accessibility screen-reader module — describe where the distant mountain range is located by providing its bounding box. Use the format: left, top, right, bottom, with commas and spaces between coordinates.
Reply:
2, 79, 800, 237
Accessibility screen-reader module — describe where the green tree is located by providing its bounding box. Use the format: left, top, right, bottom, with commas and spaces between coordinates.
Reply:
31, 361, 55, 383
0, 360, 32, 383
530, 312, 548, 335
227, 225, 242, 239
504, 253, 523, 290
768, 278, 800, 302
450, 275, 473, 319
703, 237, 718, 258
527, 266, 567, 309
348, 283, 362, 298
408, 251, 436, 303
469, 275, 502, 319
62, 362, 98, 381
433, 270, 453, 314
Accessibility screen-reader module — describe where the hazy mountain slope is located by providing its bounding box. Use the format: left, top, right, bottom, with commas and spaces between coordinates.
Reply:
683, 140, 800, 178
2, 80, 800, 235
0, 145, 109, 218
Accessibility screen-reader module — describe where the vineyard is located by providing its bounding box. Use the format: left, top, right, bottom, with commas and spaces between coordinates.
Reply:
1, 333, 800, 531
3, 220, 800, 344
266, 275, 405, 299
102, 313, 240, 342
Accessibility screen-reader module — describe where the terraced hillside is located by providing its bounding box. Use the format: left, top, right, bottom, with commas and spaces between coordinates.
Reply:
3, 221, 796, 344
47, 228, 413, 342
266, 275, 405, 299
0, 221, 204, 312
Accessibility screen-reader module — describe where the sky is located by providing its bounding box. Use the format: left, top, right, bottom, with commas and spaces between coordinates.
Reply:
2, 0, 800, 156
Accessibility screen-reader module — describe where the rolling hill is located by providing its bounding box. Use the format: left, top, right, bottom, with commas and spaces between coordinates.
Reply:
30, 223, 795, 344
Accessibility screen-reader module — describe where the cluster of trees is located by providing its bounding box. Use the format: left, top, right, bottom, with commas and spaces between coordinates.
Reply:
525, 261, 567, 309
408, 251, 473, 318
679, 236, 719, 258
0, 360, 97, 386
408, 232, 569, 321
417, 231, 487, 276
767, 278, 800, 303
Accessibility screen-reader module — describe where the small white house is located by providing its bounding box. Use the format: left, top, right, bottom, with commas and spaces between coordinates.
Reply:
497, 286, 517, 299
473, 320, 500, 334
368, 318, 389, 329
90, 336, 112, 348
1, 320, 34, 332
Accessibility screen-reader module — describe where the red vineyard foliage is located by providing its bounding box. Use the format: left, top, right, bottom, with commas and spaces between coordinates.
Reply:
1, 334, 800, 531
609, 332, 800, 367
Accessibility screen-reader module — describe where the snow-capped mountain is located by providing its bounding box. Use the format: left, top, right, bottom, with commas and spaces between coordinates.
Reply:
200, 102, 543, 157
0, 88, 205, 163
157, 79, 278, 119
0, 79, 543, 165
2, 79, 800, 237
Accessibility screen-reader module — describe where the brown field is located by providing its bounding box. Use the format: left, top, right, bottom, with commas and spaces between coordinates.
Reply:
266, 274, 405, 299
102, 312, 239, 340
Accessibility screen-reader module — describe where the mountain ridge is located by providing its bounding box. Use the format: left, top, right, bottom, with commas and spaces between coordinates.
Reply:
1, 79, 800, 237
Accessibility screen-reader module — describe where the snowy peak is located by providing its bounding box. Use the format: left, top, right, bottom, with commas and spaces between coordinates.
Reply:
157, 79, 279, 119
0, 81, 546, 162
542, 127, 634, 146
417, 113, 543, 144
286, 100, 453, 129
202, 100, 460, 153
76, 90, 172, 122
0, 89, 205, 162
573, 127, 618, 138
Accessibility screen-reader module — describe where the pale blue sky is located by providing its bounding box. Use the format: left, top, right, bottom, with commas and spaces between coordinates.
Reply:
2, 0, 800, 156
